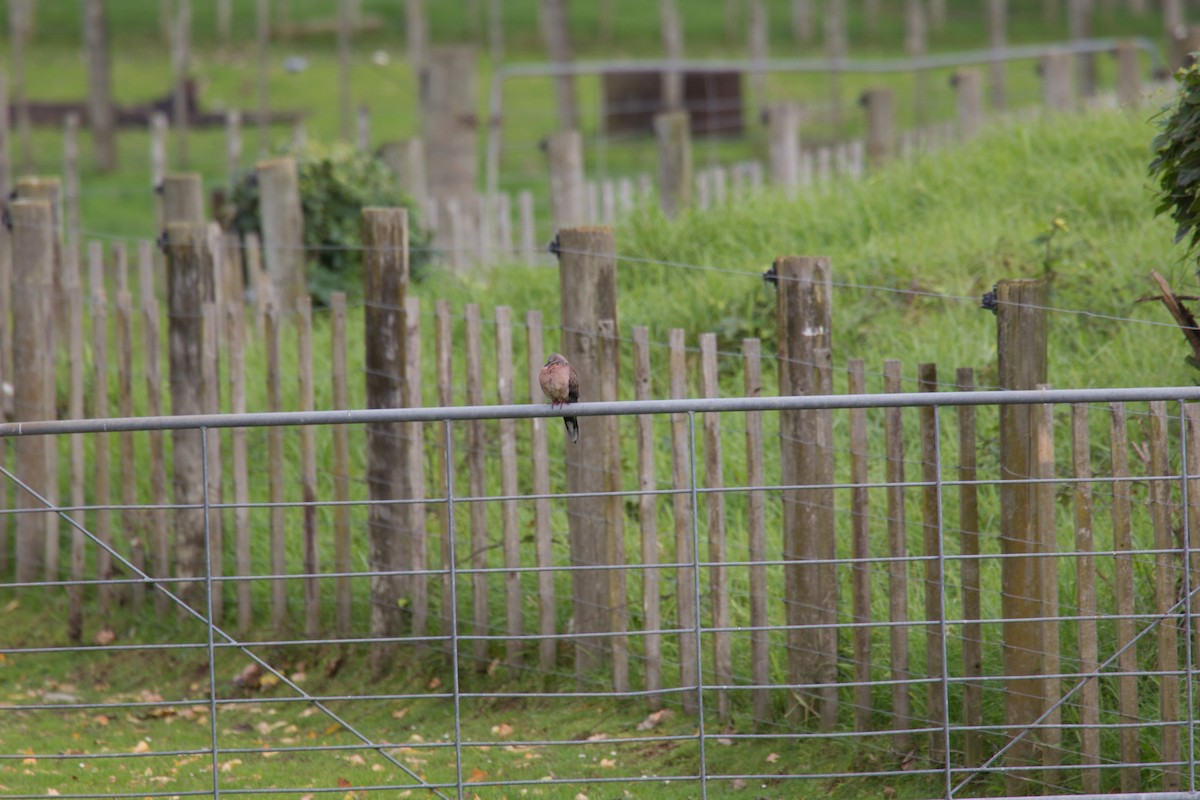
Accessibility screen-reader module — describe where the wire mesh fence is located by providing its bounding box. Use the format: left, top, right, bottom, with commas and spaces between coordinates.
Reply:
5, 386, 1200, 799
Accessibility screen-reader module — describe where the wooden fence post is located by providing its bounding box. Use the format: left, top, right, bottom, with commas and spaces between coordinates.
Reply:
633, 326, 662, 708
10, 200, 53, 584
556, 225, 620, 681
700, 334, 731, 722
995, 277, 1048, 793
660, 0, 683, 111
1116, 40, 1142, 107
257, 157, 307, 317
668, 328, 698, 715
654, 111, 692, 219
957, 368, 982, 768
363, 207, 410, 675
1148, 401, 1182, 789
1040, 51, 1074, 114
378, 138, 429, 217
162, 173, 205, 226
906, 0, 928, 127
847, 360, 872, 731
1067, 0, 1096, 98
766, 103, 801, 194
540, 0, 580, 130
87, 245, 112, 615
918, 364, 945, 760
463, 302, 489, 670
406, 0, 428, 69
298, 296, 319, 637
883, 359, 910, 752
526, 310, 557, 674
599, 318, 627, 693
164, 223, 211, 613
774, 255, 837, 730
329, 293, 352, 634
496, 306, 523, 669
1110, 401, 1140, 792
860, 88, 894, 170
1070, 403, 1100, 791
83, 0, 116, 172
748, 0, 768, 111
404, 295, 428, 651
422, 47, 478, 220
744, 338, 769, 726
545, 130, 585, 230
952, 69, 983, 140
988, 0, 1007, 110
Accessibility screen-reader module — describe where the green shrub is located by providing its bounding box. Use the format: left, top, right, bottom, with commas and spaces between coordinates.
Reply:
1150, 62, 1200, 268
227, 141, 434, 306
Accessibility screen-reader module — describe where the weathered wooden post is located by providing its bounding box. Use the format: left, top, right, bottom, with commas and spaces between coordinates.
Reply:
987, 0, 1007, 110
861, 88, 895, 170
363, 207, 410, 677
162, 173, 204, 226
952, 68, 983, 140
225, 110, 242, 188
995, 278, 1048, 794
1067, 0, 1096, 98
8, 0, 32, 169
10, 200, 53, 583
792, 0, 813, 42
406, 0, 428, 69
540, 0, 580, 130
825, 0, 848, 134
83, 0, 116, 171
775, 255, 837, 730
164, 222, 211, 612
748, 0, 768, 111
545, 130, 585, 229
654, 111, 692, 219
1040, 51, 1074, 114
1116, 40, 1142, 107
906, 0, 928, 127
421, 46, 478, 258
256, 157, 307, 317
556, 225, 620, 682
171, 0, 192, 168
255, 0, 270, 155
660, 0, 683, 111
379, 138, 428, 215
766, 103, 801, 194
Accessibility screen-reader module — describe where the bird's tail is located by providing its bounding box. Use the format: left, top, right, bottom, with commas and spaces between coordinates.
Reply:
563, 415, 579, 444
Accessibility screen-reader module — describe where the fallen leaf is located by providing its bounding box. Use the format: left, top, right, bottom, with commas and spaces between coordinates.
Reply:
324, 723, 343, 736
219, 759, 242, 773
336, 777, 351, 788
427, 677, 441, 690
765, 752, 780, 763
259, 674, 280, 690
4, 600, 19, 612
585, 733, 607, 742
46, 790, 59, 797
599, 758, 616, 768
716, 737, 733, 746
574, 794, 589, 800
92, 629, 116, 647
345, 754, 366, 766
132, 740, 151, 754
730, 778, 747, 790
466, 768, 487, 783
635, 709, 672, 731
491, 723, 514, 738
391, 707, 409, 720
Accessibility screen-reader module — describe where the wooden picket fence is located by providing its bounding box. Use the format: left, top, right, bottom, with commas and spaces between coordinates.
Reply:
1, 213, 1198, 791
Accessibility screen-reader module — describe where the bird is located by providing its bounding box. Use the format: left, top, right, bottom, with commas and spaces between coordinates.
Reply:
539, 352, 579, 444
